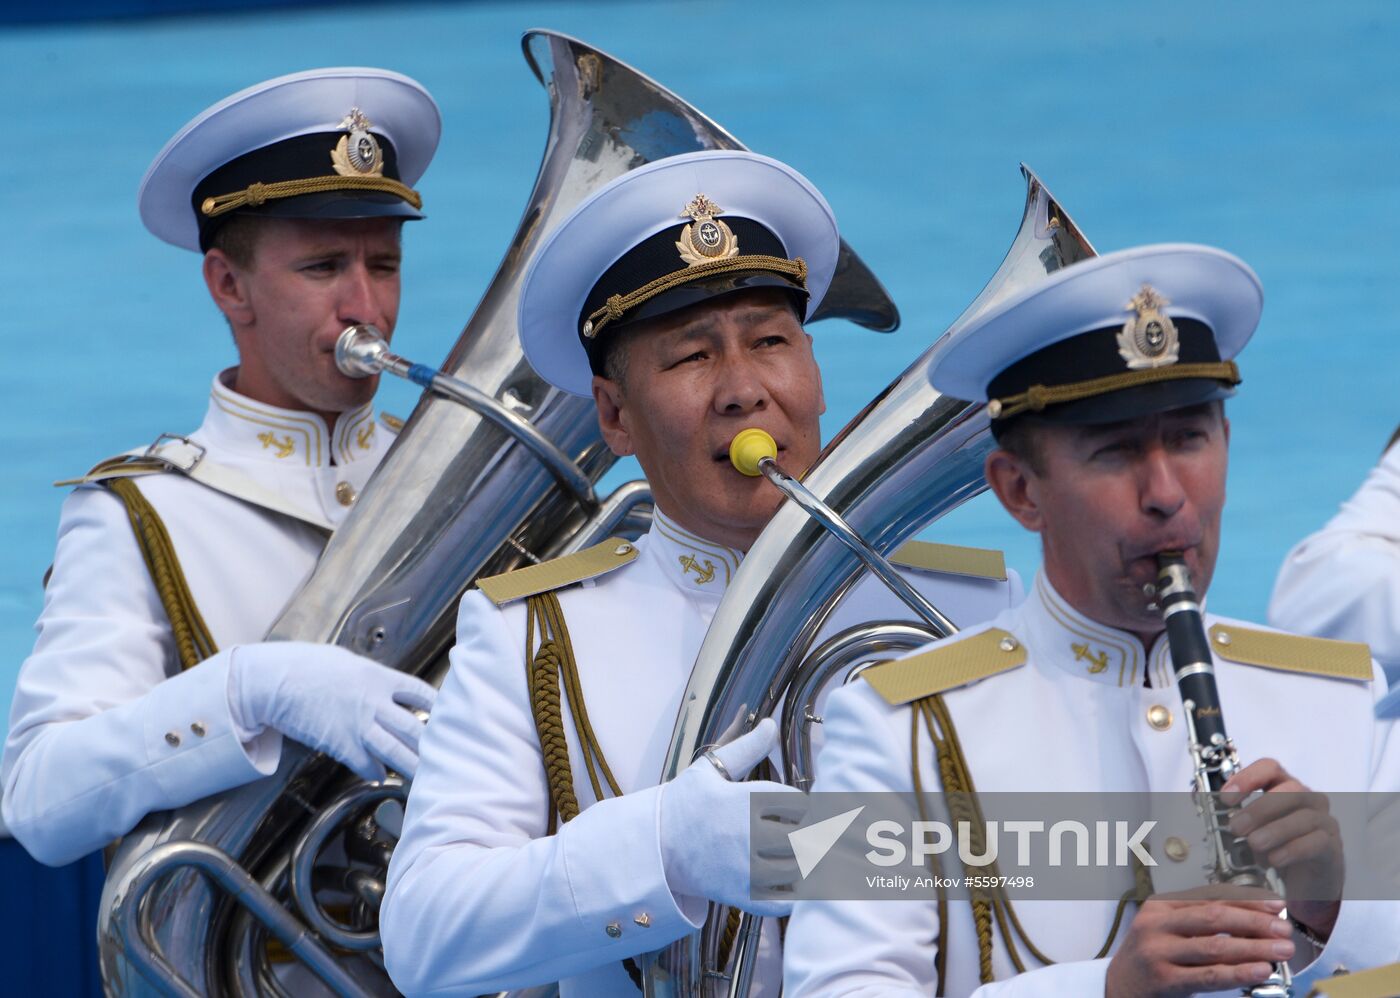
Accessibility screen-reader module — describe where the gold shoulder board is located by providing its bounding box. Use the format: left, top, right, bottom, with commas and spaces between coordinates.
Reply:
54, 453, 167, 488
476, 538, 640, 606
1306, 959, 1400, 998
380, 412, 405, 435
890, 540, 1007, 581
863, 627, 1026, 705
1208, 623, 1372, 682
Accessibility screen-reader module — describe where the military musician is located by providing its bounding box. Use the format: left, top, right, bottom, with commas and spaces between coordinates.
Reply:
2, 69, 439, 867
379, 149, 1021, 996
783, 244, 1400, 996
1271, 430, 1400, 688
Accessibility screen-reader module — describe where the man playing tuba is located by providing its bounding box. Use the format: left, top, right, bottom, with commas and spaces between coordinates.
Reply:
2, 69, 439, 868
782, 244, 1400, 996
379, 149, 1021, 996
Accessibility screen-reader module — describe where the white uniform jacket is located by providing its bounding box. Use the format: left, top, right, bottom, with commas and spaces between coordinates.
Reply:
785, 571, 1400, 997
2, 372, 393, 866
380, 507, 1023, 998
1271, 440, 1400, 684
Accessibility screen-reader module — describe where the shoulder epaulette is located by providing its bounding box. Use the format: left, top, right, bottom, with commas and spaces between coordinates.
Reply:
890, 540, 1006, 582
863, 627, 1026, 705
1208, 623, 1372, 682
476, 537, 640, 607
381, 412, 405, 435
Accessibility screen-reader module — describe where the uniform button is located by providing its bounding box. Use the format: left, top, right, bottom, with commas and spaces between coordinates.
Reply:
190, 721, 207, 737
634, 913, 651, 928
998, 636, 1019, 653
1146, 704, 1172, 731
614, 542, 633, 556
164, 731, 181, 747
1164, 836, 1190, 862
1214, 630, 1232, 647
605, 921, 622, 938
335, 482, 357, 507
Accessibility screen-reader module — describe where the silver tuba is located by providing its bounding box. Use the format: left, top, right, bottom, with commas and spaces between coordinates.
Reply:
96, 29, 898, 998
645, 164, 1097, 996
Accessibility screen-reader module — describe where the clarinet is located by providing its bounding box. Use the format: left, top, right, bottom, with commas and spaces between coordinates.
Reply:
1153, 551, 1293, 998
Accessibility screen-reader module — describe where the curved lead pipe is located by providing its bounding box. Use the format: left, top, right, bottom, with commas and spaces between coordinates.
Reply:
729, 429, 956, 637
336, 324, 597, 507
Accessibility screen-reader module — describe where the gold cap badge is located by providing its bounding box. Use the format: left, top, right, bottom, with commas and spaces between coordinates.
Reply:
676, 193, 740, 266
1116, 284, 1179, 369
331, 107, 384, 177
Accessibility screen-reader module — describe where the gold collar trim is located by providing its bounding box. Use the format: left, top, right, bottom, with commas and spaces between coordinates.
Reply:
332, 405, 378, 464
207, 376, 377, 468
1034, 573, 1146, 688
650, 508, 743, 595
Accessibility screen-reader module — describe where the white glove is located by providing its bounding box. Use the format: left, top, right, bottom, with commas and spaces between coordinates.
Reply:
229, 641, 436, 782
659, 717, 804, 916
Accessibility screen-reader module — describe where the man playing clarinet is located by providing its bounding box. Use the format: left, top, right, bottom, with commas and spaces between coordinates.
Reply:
784, 243, 1400, 996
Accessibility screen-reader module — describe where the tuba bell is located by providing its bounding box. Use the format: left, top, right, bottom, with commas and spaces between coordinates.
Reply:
96, 30, 898, 997
645, 164, 1097, 996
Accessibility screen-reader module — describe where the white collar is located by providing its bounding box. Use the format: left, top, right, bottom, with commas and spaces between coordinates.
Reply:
1020, 571, 1175, 689
645, 507, 744, 601
201, 370, 379, 468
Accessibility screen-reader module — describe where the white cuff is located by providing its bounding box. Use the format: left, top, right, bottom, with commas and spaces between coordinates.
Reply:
558, 784, 707, 949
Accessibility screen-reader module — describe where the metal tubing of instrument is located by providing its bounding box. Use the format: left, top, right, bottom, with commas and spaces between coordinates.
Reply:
725, 911, 763, 998
781, 622, 942, 788
757, 457, 956, 637
552, 480, 654, 558
336, 324, 598, 507
289, 781, 408, 952
113, 840, 373, 998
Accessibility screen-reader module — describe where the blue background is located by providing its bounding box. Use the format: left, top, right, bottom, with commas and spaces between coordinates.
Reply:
3, 0, 1398, 734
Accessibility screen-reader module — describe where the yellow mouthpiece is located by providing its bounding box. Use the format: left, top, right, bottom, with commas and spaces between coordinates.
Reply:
729, 428, 778, 477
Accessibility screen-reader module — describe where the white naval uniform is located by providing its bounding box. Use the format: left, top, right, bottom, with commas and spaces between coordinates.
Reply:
2, 371, 394, 867
1271, 440, 1400, 685
380, 508, 1022, 998
784, 571, 1400, 997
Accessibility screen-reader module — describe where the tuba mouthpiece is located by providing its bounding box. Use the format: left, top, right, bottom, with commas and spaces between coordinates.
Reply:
729, 428, 777, 477
335, 324, 390, 379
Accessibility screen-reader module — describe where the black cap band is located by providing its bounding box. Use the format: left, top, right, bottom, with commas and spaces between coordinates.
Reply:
578, 216, 809, 375
191, 130, 421, 251
987, 318, 1240, 429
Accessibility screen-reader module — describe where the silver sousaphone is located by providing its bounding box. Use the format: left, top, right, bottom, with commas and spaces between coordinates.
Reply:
96, 29, 898, 998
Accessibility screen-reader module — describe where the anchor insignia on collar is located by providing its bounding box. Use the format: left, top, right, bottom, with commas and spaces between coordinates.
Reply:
679, 554, 717, 585
257, 432, 295, 459
1072, 642, 1110, 674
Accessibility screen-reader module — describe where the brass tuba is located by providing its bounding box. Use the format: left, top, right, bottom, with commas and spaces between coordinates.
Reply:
645, 164, 1097, 996
96, 30, 897, 997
